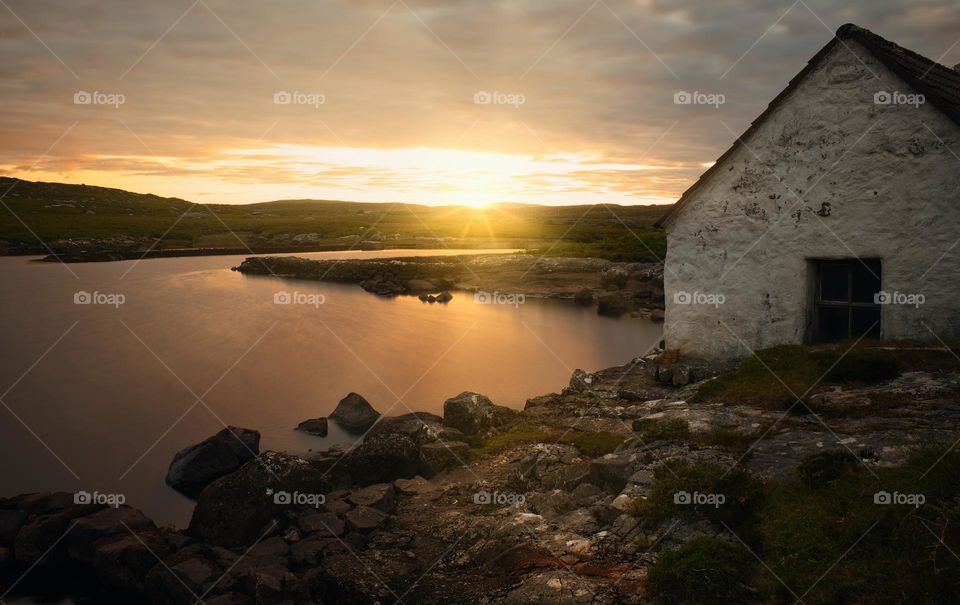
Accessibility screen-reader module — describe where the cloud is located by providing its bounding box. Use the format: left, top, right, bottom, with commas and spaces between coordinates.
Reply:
0, 0, 957, 204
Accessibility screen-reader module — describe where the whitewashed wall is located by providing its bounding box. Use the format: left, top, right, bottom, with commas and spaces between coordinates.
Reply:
663, 40, 960, 360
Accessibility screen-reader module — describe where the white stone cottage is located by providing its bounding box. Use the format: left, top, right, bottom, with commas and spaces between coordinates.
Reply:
656, 24, 960, 360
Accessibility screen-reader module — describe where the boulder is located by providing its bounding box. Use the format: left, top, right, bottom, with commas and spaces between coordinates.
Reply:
166, 426, 261, 499
295, 418, 329, 437
600, 267, 629, 289
339, 433, 419, 485
92, 530, 170, 594
298, 512, 345, 537
14, 500, 104, 564
574, 288, 594, 306
329, 393, 381, 432
418, 441, 470, 478
436, 291, 453, 303
66, 506, 155, 563
394, 476, 435, 496
406, 279, 436, 292
365, 412, 464, 446
596, 292, 629, 317
347, 484, 395, 513
0, 508, 28, 545
344, 506, 387, 533
442, 392, 517, 436
188, 451, 331, 548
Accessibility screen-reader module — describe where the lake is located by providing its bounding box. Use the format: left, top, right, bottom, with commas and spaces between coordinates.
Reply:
0, 249, 662, 526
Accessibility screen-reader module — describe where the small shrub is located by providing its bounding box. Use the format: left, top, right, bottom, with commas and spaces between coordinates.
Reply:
635, 418, 690, 442
629, 462, 765, 544
797, 450, 860, 488
646, 536, 756, 604
698, 426, 763, 453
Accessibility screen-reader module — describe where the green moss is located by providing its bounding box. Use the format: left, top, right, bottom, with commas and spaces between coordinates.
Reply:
629, 462, 765, 544
634, 418, 691, 442
634, 448, 960, 604
467, 424, 553, 456
557, 431, 624, 457
693, 344, 908, 409
796, 450, 860, 488
646, 536, 756, 604
697, 426, 764, 454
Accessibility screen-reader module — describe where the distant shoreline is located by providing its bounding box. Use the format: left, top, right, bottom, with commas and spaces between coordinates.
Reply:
19, 242, 521, 263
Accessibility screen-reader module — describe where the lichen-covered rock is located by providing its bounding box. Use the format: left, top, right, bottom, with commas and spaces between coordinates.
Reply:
418, 441, 470, 478
188, 451, 331, 548
339, 433, 419, 485
442, 391, 517, 436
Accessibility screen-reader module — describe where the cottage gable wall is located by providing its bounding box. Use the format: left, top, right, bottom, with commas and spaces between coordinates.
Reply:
664, 40, 960, 359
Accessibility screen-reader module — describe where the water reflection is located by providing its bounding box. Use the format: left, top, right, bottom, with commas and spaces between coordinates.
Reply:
0, 250, 661, 526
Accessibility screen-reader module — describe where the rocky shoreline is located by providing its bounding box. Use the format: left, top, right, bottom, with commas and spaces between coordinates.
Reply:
233, 254, 665, 318
3, 349, 958, 603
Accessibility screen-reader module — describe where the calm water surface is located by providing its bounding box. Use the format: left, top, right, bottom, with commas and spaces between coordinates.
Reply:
0, 249, 661, 527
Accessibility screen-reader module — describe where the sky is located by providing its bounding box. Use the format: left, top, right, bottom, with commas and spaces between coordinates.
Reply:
1, 0, 958, 206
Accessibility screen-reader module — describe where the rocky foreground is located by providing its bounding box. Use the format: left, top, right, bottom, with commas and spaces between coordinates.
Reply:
233, 254, 665, 318
3, 349, 959, 604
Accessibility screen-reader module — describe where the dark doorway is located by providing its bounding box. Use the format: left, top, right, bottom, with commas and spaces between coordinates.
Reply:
812, 259, 882, 342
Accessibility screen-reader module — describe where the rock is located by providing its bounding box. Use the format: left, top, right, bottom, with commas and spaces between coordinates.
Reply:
347, 483, 396, 512
344, 506, 387, 532
340, 433, 420, 484
188, 451, 331, 548
443, 392, 517, 436
166, 426, 261, 499
146, 555, 218, 603
418, 441, 470, 478
649, 308, 665, 322
406, 279, 436, 292
589, 452, 643, 493
574, 288, 594, 306
394, 476, 436, 496
92, 531, 169, 594
295, 418, 329, 436
436, 291, 453, 303
596, 292, 629, 317
329, 393, 381, 432
600, 267, 629, 289
0, 508, 28, 545
298, 512, 345, 537
14, 501, 104, 565
365, 412, 464, 445
66, 506, 155, 563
